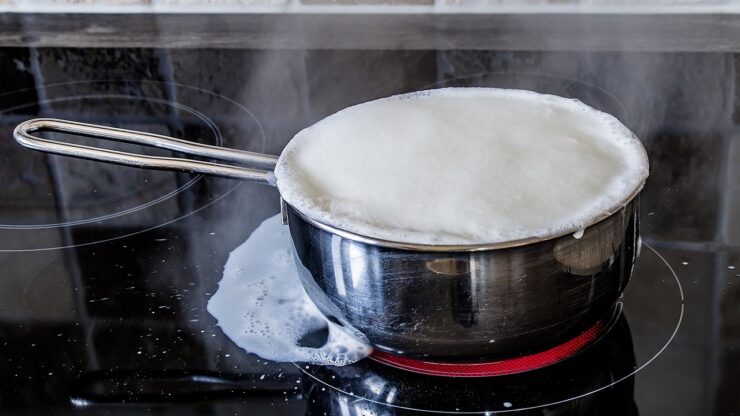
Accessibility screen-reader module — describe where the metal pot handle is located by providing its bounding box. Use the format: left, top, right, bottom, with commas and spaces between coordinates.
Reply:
13, 118, 279, 185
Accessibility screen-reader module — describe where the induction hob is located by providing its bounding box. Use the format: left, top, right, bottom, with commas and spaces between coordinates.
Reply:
0, 47, 737, 415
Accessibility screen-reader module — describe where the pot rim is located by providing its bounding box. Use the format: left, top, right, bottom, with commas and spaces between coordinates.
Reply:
285, 182, 644, 253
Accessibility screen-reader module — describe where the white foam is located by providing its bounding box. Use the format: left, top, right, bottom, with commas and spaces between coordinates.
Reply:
207, 215, 372, 365
275, 87, 649, 245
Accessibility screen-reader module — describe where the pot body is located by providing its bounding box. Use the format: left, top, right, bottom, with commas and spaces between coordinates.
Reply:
287, 199, 639, 362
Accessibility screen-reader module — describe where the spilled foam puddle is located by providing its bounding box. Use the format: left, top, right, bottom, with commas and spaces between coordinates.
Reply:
207, 214, 372, 365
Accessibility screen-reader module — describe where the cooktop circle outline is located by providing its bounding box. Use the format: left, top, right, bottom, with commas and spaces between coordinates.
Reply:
294, 243, 684, 414
0, 95, 215, 229
0, 79, 267, 146
0, 79, 268, 251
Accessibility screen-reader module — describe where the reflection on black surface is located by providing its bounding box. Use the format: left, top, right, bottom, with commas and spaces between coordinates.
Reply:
69, 369, 295, 405
0, 79, 265, 251
67, 314, 637, 415
0, 47, 735, 415
304, 314, 637, 415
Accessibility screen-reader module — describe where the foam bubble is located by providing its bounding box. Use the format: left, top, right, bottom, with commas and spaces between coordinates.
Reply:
207, 215, 372, 365
275, 87, 649, 245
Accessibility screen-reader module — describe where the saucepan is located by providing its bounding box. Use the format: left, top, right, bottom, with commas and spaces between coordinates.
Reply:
14, 117, 643, 362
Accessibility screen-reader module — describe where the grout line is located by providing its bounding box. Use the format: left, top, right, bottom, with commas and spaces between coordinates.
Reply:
707, 59, 737, 413
155, 48, 200, 218
149, 48, 223, 384
27, 48, 50, 114
27, 46, 101, 370
716, 55, 737, 246
706, 252, 726, 415
156, 49, 178, 115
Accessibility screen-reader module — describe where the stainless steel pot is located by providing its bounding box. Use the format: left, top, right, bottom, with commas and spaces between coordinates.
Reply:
14, 118, 643, 362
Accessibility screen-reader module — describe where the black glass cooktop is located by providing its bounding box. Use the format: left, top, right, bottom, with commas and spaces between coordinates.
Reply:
1, 47, 738, 415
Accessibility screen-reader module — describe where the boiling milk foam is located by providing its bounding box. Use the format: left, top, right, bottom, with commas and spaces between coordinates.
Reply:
207, 215, 372, 365
276, 88, 649, 245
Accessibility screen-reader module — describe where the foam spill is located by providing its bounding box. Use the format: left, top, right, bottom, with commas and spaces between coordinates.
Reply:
207, 215, 372, 365
276, 87, 649, 245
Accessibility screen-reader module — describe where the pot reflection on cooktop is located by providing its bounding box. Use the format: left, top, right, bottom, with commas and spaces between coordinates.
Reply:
295, 243, 683, 414
306, 313, 637, 415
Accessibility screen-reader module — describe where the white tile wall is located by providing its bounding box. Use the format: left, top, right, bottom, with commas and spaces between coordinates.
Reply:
435, 0, 737, 9
152, 0, 288, 6
14, 0, 149, 5
1, 0, 739, 11
725, 137, 740, 246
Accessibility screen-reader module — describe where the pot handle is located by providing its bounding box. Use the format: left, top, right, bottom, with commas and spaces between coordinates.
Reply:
13, 118, 279, 185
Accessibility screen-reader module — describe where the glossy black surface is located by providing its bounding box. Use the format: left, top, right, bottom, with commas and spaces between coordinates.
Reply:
0, 47, 738, 415
302, 312, 638, 415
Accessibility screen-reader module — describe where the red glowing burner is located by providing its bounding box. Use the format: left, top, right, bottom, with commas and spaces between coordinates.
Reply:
369, 319, 607, 377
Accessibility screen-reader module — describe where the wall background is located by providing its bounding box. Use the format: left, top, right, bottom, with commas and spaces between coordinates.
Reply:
0, 0, 739, 13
